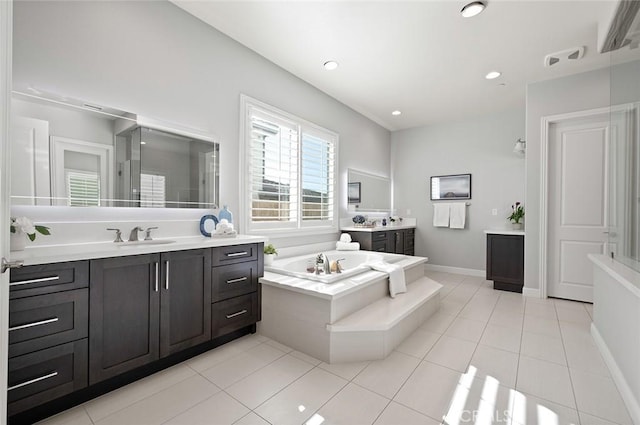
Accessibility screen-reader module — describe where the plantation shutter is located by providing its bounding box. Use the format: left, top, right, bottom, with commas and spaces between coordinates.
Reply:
140, 173, 166, 208
66, 170, 100, 206
300, 130, 335, 225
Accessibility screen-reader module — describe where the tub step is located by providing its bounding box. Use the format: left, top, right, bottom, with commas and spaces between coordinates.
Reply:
327, 277, 442, 363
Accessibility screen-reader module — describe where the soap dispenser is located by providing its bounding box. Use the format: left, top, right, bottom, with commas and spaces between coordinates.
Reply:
219, 205, 233, 223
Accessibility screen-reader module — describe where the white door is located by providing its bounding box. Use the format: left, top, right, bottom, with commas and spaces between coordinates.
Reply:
1, 0, 14, 420
548, 111, 622, 302
11, 116, 50, 205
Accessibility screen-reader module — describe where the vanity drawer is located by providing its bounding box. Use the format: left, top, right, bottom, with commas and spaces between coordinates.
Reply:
372, 241, 388, 252
10, 261, 89, 299
8, 339, 88, 416
9, 289, 88, 358
212, 244, 258, 266
372, 232, 388, 241
212, 293, 258, 338
212, 262, 258, 302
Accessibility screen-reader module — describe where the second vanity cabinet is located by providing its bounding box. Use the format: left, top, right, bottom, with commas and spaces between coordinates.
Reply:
345, 227, 415, 255
8, 242, 263, 422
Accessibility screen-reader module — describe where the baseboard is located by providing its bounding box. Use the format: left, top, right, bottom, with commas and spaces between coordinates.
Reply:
522, 287, 541, 298
591, 323, 640, 425
423, 264, 485, 277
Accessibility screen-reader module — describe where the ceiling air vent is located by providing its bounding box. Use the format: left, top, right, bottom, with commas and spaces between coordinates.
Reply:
544, 46, 585, 67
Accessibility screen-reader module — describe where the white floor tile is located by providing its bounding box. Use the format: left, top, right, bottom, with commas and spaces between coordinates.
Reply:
584, 303, 594, 319
553, 298, 589, 311
254, 368, 347, 425
523, 315, 562, 339
563, 339, 610, 377
394, 328, 441, 359
201, 342, 286, 388
516, 356, 576, 409
559, 320, 595, 346
233, 412, 271, 425
353, 351, 421, 399
510, 391, 580, 425
263, 338, 294, 353
226, 354, 314, 409
579, 411, 623, 425
525, 301, 558, 319
317, 360, 370, 381
420, 311, 456, 334
374, 401, 439, 424
459, 303, 494, 322
520, 331, 567, 365
85, 364, 196, 422
36, 406, 92, 425
394, 361, 461, 421
480, 323, 522, 353
556, 306, 592, 325
312, 383, 389, 425
289, 350, 322, 366
488, 309, 524, 330
445, 317, 487, 342
443, 373, 513, 425
95, 374, 220, 425
469, 345, 519, 388
424, 335, 476, 372
164, 391, 249, 425
570, 369, 633, 425
439, 299, 465, 316
186, 334, 265, 373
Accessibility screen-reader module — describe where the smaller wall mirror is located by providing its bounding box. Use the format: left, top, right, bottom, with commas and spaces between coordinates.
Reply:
347, 169, 391, 211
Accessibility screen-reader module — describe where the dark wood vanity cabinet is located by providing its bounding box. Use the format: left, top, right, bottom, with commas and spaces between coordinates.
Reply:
346, 228, 415, 255
89, 249, 211, 384
8, 261, 89, 416
8, 244, 262, 421
486, 233, 524, 293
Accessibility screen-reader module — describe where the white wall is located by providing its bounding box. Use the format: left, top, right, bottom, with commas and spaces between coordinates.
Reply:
391, 108, 525, 271
12, 1, 390, 246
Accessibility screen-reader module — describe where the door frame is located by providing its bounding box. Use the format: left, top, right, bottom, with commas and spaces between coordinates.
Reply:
539, 103, 638, 299
0, 0, 12, 421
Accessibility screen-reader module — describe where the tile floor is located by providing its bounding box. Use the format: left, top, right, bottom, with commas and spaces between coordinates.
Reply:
37, 272, 634, 425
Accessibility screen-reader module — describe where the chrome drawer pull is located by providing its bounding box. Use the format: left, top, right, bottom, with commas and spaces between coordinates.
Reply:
226, 309, 248, 319
165, 261, 170, 290
8, 371, 58, 391
9, 317, 59, 332
226, 277, 248, 284
225, 252, 248, 257
10, 276, 60, 287
154, 262, 159, 292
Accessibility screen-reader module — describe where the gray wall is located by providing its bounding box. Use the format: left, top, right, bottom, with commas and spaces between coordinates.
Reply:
391, 108, 525, 271
13, 1, 391, 245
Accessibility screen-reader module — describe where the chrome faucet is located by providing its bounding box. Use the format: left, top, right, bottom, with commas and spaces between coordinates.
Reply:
316, 253, 331, 275
128, 226, 144, 242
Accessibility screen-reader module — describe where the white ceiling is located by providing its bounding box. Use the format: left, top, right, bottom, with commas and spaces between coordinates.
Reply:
172, 1, 626, 131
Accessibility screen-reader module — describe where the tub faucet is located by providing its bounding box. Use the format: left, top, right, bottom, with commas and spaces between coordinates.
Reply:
128, 226, 144, 242
321, 253, 331, 275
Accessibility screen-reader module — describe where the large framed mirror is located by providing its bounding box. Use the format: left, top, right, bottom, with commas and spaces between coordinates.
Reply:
347, 169, 391, 211
11, 91, 219, 208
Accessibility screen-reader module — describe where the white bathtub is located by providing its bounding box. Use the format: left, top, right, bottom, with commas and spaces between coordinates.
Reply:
265, 250, 394, 283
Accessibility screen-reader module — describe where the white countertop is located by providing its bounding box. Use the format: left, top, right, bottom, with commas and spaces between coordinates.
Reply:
484, 229, 525, 236
10, 235, 268, 266
260, 254, 427, 300
340, 224, 416, 232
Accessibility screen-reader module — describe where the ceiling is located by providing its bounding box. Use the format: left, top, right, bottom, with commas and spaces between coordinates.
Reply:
172, 1, 627, 131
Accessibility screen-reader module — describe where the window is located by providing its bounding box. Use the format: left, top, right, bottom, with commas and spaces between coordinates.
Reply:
140, 173, 166, 208
241, 95, 338, 235
66, 170, 100, 206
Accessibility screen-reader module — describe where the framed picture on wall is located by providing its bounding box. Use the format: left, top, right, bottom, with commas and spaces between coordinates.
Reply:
430, 174, 472, 200
348, 182, 361, 204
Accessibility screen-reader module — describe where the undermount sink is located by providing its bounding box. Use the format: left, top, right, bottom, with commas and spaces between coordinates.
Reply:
117, 239, 176, 246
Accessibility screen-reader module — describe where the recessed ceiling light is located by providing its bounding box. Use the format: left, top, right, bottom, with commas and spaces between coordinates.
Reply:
391, 110, 402, 116
461, 1, 486, 18
323, 61, 339, 71
485, 71, 501, 80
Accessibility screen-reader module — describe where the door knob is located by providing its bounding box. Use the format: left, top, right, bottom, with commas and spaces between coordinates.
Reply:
1, 258, 24, 274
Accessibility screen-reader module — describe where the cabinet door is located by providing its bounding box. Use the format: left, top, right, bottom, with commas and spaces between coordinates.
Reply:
486, 235, 524, 287
159, 249, 211, 357
390, 231, 404, 254
89, 254, 160, 385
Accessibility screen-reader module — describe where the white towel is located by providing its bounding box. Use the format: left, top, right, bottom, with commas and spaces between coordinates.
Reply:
368, 261, 407, 298
336, 241, 360, 251
339, 233, 352, 243
449, 203, 466, 229
433, 203, 450, 227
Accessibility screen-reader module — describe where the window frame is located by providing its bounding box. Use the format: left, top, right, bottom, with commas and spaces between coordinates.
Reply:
239, 95, 339, 237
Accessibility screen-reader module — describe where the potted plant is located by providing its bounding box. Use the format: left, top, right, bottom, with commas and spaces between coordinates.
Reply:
10, 216, 50, 251
264, 243, 278, 266
508, 202, 524, 230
